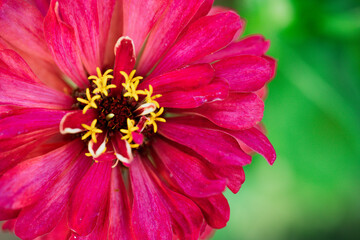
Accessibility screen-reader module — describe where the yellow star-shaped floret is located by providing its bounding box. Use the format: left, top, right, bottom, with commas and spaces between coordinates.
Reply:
81, 119, 103, 143
139, 85, 162, 108
121, 70, 144, 101
77, 88, 101, 114
120, 118, 139, 147
146, 107, 166, 133
89, 67, 116, 96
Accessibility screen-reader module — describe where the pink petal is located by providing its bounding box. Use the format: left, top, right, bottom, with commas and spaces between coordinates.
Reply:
2, 219, 16, 232
88, 132, 107, 158
112, 36, 136, 95
193, 194, 230, 228
213, 55, 273, 92
112, 132, 133, 167
152, 138, 226, 197
70, 202, 109, 240
151, 170, 204, 240
157, 77, 229, 108
196, 34, 270, 63
60, 110, 97, 135
158, 120, 251, 167
0, 50, 73, 108
68, 161, 112, 236
140, 64, 214, 93
213, 165, 245, 194
14, 152, 91, 240
130, 154, 172, 240
108, 168, 134, 240
33, 214, 71, 240
56, 0, 115, 74
44, 1, 88, 88
0, 208, 19, 221
188, 0, 214, 25
26, 0, 50, 16
137, 0, 204, 75
264, 55, 277, 80
229, 127, 276, 165
122, 0, 171, 56
0, 140, 83, 209
150, 11, 243, 77
0, 0, 53, 65
0, 108, 66, 140
183, 93, 264, 130
0, 130, 58, 173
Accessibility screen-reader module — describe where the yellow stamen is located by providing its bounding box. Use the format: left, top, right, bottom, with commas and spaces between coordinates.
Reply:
81, 119, 103, 143
121, 70, 144, 101
77, 88, 101, 114
89, 67, 116, 96
146, 107, 166, 133
120, 118, 139, 146
138, 85, 162, 108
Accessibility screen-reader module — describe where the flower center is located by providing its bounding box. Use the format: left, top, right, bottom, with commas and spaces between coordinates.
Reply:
64, 67, 165, 165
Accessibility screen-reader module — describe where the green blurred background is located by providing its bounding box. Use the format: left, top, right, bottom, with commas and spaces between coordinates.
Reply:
212, 0, 360, 239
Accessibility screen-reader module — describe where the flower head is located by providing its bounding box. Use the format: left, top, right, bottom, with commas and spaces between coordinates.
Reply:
0, 0, 276, 239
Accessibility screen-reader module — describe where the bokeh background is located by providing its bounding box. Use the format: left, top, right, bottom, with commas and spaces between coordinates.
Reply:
1, 0, 359, 239
212, 0, 360, 239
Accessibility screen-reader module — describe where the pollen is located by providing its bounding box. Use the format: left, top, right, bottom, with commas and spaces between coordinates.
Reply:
121, 70, 144, 101
120, 118, 139, 147
77, 88, 101, 114
146, 107, 166, 133
89, 67, 116, 96
81, 119, 103, 143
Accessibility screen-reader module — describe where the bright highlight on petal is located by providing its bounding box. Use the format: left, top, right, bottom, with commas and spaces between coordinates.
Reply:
81, 119, 103, 143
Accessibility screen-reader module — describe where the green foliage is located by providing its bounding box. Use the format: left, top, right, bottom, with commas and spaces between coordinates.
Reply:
213, 0, 360, 239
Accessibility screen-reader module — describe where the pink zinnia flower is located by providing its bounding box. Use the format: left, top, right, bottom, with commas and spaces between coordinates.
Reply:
0, 0, 276, 239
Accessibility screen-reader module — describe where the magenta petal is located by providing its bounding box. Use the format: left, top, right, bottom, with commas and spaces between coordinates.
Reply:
88, 132, 107, 158
0, 50, 73, 108
214, 165, 245, 194
0, 140, 83, 209
193, 194, 230, 229
213, 55, 272, 92
188, 0, 214, 25
0, 208, 19, 221
14, 153, 91, 240
158, 120, 251, 167
112, 132, 133, 166
138, 0, 204, 75
56, 0, 115, 74
150, 11, 243, 77
130, 154, 172, 240
60, 110, 97, 135
151, 173, 204, 240
122, 0, 171, 55
0, 0, 53, 64
108, 168, 134, 240
68, 161, 112, 236
157, 77, 229, 108
185, 93, 264, 130
196, 35, 270, 63
0, 130, 58, 173
152, 138, 226, 197
44, 1, 88, 88
140, 64, 214, 93
229, 127, 276, 165
0, 108, 66, 140
33, 214, 71, 240
112, 36, 136, 95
